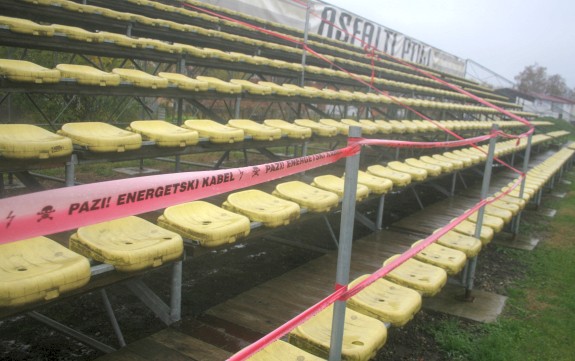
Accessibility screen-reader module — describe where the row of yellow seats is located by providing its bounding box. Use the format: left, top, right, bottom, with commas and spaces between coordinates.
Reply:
267, 145, 575, 360
0, 8, 508, 108
0, 214, 185, 307
156, 133, 550, 249
0, 55, 506, 114
0, 117, 549, 160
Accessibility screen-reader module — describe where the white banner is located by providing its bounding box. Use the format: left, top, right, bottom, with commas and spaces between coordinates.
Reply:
199, 0, 466, 77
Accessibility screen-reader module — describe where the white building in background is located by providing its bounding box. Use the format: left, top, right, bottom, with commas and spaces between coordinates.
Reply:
495, 89, 575, 122
523, 93, 575, 122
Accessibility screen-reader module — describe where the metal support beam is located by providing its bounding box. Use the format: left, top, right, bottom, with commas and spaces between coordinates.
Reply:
375, 195, 385, 230
28, 311, 116, 354
100, 289, 126, 348
464, 124, 498, 299
126, 279, 174, 325
512, 133, 533, 238
329, 127, 361, 361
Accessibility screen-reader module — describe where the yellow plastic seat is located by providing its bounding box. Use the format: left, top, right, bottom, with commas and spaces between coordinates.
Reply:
0, 236, 90, 307
340, 119, 378, 135
360, 119, 392, 134
453, 149, 482, 164
404, 158, 442, 177
432, 154, 464, 170
375, 120, 405, 134
435, 230, 482, 258
366, 165, 412, 187
319, 119, 349, 135
289, 305, 387, 361
246, 340, 326, 361
0, 59, 60, 84
311, 175, 370, 202
398, 120, 420, 133
96, 31, 139, 48
203, 48, 241, 62
158, 72, 209, 91
70, 216, 183, 272
356, 171, 394, 195
484, 205, 513, 224
0, 16, 54, 36
50, 24, 101, 42
128, 120, 199, 147
347, 274, 421, 327
230, 79, 273, 95
294, 119, 338, 137
157, 201, 251, 247
56, 64, 120, 86
281, 84, 316, 97
258, 81, 297, 96
263, 119, 312, 139
112, 68, 168, 89
452, 219, 494, 245
195, 76, 242, 94
183, 119, 244, 144
273, 181, 339, 213
383, 255, 447, 297
419, 155, 454, 173
58, 122, 142, 152
227, 119, 282, 141
387, 161, 428, 182
492, 193, 527, 209
175, 43, 209, 58
465, 210, 505, 233
411, 240, 467, 275
222, 189, 300, 228
0, 124, 72, 159
486, 197, 521, 216
442, 152, 473, 167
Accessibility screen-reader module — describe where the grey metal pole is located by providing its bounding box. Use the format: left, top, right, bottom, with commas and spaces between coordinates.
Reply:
100, 289, 126, 347
375, 195, 385, 230
170, 260, 183, 322
512, 133, 533, 238
65, 154, 77, 187
300, 0, 311, 86
464, 124, 498, 299
328, 126, 362, 361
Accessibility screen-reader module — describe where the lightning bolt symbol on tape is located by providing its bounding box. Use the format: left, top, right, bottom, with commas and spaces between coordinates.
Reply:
5, 211, 15, 228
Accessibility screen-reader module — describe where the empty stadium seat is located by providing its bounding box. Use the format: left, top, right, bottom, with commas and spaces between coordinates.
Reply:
273, 181, 339, 213
183, 119, 244, 144
158, 201, 251, 247
128, 120, 199, 147
58, 122, 142, 153
0, 59, 60, 83
311, 175, 370, 201
347, 274, 421, 327
227, 119, 282, 141
289, 305, 387, 361
56, 64, 120, 86
222, 189, 300, 228
0, 237, 91, 307
0, 124, 73, 159
70, 216, 183, 272
263, 119, 312, 139
382, 255, 447, 297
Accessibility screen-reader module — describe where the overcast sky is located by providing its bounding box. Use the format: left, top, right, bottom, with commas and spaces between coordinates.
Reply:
325, 0, 574, 89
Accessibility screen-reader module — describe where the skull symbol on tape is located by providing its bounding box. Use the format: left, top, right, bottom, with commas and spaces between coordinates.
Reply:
37, 205, 55, 222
